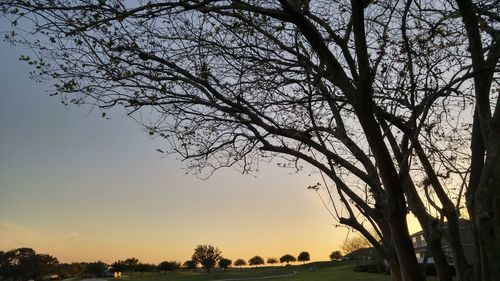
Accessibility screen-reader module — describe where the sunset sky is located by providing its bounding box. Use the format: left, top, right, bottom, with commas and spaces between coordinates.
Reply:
0, 36, 422, 264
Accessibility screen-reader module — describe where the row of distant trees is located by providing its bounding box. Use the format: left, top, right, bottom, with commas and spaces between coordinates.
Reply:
107, 246, 333, 274
0, 245, 349, 279
153, 245, 316, 274
117, 238, 352, 276
232, 251, 310, 269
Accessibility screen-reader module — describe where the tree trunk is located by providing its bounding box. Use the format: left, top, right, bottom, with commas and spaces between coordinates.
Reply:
388, 212, 425, 281
466, 110, 485, 281
353, 100, 424, 281
388, 257, 403, 281
454, 1, 500, 279
353, 101, 424, 281
474, 127, 500, 281
445, 213, 472, 281
403, 175, 453, 281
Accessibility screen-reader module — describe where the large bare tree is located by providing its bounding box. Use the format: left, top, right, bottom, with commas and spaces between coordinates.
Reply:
1, 1, 499, 281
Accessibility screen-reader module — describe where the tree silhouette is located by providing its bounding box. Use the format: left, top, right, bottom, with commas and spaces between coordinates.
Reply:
0, 248, 59, 281
329, 251, 343, 261
341, 235, 372, 255
2, 1, 500, 280
192, 245, 222, 273
218, 258, 232, 270
266, 258, 278, 266
85, 261, 107, 277
110, 260, 127, 273
135, 263, 156, 273
124, 258, 139, 276
248, 256, 265, 267
234, 259, 247, 268
279, 255, 296, 266
297, 252, 310, 264
183, 260, 197, 271
158, 261, 180, 272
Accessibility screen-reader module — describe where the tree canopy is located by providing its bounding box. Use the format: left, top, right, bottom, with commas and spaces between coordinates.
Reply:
135, 263, 156, 273
0, 248, 58, 281
248, 256, 265, 267
158, 261, 181, 272
297, 251, 310, 264
124, 258, 139, 276
266, 257, 278, 265
329, 251, 343, 261
2, 1, 499, 281
191, 245, 222, 273
110, 260, 127, 273
84, 261, 107, 277
183, 260, 197, 271
279, 254, 296, 265
218, 258, 232, 270
234, 259, 247, 268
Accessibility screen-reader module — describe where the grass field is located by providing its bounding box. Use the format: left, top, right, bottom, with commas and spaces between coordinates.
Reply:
109, 261, 442, 281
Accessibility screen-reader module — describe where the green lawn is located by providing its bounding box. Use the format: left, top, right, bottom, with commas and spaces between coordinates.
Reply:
112, 261, 442, 281
117, 266, 293, 281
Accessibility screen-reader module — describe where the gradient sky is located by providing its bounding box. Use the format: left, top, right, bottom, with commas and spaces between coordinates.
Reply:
0, 31, 422, 264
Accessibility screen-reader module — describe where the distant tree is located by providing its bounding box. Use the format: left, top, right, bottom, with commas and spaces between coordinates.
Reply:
0, 251, 3, 263
124, 258, 139, 276
110, 260, 127, 273
182, 260, 197, 271
192, 245, 222, 273
266, 258, 278, 266
279, 255, 296, 266
329, 251, 343, 261
135, 263, 156, 273
297, 252, 310, 264
158, 261, 180, 272
341, 236, 371, 255
218, 258, 232, 270
248, 256, 265, 267
57, 263, 86, 278
85, 261, 107, 277
0, 248, 59, 281
234, 259, 247, 268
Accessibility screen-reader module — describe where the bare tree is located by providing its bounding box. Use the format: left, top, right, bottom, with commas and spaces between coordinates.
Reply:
341, 235, 371, 255
1, 1, 499, 281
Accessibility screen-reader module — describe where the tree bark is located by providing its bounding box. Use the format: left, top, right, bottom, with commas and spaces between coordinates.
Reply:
467, 111, 484, 281
474, 127, 500, 281
455, 1, 500, 280
389, 257, 403, 281
354, 94, 423, 281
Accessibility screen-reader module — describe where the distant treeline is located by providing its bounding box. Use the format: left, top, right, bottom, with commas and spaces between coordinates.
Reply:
1, 246, 343, 280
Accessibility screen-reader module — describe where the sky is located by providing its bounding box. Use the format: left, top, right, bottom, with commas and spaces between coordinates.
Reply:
0, 27, 424, 264
0, 37, 357, 264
